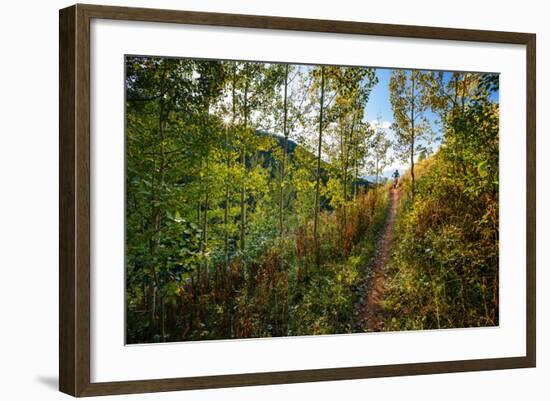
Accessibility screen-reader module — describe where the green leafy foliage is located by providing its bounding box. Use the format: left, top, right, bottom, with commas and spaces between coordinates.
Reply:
124, 56, 499, 343
381, 73, 499, 330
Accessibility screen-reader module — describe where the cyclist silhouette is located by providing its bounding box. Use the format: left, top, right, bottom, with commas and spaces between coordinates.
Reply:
392, 169, 400, 189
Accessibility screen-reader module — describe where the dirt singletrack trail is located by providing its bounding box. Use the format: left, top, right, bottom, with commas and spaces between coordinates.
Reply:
355, 187, 400, 332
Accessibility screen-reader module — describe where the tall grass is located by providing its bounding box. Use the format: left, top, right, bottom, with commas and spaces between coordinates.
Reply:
127, 188, 390, 342
380, 154, 499, 331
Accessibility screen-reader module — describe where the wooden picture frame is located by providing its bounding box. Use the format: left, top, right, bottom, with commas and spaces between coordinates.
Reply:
59, 3, 536, 397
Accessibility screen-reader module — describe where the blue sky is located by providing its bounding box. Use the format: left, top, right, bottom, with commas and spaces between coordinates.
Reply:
283, 64, 498, 178
362, 68, 498, 175
364, 68, 394, 123
363, 68, 442, 174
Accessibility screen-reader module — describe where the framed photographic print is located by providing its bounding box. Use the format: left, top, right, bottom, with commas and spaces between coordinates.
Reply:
59, 4, 536, 397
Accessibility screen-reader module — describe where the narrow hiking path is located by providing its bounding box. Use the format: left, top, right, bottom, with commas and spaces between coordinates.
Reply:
354, 187, 400, 332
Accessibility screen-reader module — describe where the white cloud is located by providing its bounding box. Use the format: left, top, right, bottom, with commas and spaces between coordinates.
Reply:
368, 119, 392, 130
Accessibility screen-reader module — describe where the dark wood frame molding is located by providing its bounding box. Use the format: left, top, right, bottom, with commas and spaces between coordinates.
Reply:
59, 3, 536, 397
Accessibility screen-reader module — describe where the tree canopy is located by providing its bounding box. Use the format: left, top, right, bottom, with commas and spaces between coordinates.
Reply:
125, 57, 499, 343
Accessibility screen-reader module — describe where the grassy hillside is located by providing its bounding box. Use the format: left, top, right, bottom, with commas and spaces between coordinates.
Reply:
381, 118, 499, 330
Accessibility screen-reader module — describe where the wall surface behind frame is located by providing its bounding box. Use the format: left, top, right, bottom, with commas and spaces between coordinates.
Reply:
0, 0, 546, 400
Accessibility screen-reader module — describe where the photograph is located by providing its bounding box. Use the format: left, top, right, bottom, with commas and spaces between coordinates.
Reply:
124, 56, 500, 344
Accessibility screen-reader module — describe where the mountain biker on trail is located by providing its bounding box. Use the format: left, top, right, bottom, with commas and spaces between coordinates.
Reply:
392, 169, 400, 189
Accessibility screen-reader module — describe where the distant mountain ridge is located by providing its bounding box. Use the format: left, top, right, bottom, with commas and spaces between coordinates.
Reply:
365, 169, 405, 183
258, 130, 375, 191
